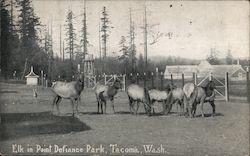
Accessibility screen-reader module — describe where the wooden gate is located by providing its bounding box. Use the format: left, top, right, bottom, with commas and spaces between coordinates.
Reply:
84, 74, 126, 91
195, 72, 229, 101
85, 75, 96, 88
104, 74, 126, 91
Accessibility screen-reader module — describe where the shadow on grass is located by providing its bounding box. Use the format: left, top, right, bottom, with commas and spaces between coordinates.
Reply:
0, 112, 91, 141
195, 113, 224, 118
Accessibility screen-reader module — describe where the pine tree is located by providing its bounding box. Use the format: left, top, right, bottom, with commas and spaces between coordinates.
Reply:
118, 36, 129, 74
65, 9, 77, 79
100, 6, 111, 73
16, 0, 41, 78
137, 53, 144, 74
0, 0, 12, 78
65, 9, 76, 61
128, 8, 136, 73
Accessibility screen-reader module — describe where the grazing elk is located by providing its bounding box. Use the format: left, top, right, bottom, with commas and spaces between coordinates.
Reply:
148, 89, 172, 114
51, 76, 84, 117
94, 78, 122, 114
127, 84, 152, 116
165, 87, 185, 116
183, 81, 216, 118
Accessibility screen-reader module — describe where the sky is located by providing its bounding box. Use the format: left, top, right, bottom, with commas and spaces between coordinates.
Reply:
32, 0, 249, 60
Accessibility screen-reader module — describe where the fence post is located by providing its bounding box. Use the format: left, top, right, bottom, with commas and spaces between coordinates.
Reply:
41, 70, 43, 86
182, 73, 185, 87
123, 74, 126, 91
104, 73, 106, 85
144, 72, 146, 88
247, 71, 250, 103
161, 72, 163, 90
193, 72, 198, 85
136, 73, 139, 84
209, 72, 213, 81
225, 72, 229, 101
151, 72, 154, 88
170, 73, 173, 85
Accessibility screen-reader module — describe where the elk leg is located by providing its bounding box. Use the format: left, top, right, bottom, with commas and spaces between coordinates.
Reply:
135, 101, 140, 115
100, 100, 103, 114
151, 101, 155, 114
51, 96, 58, 113
110, 97, 115, 114
52, 96, 57, 113
75, 98, 79, 115
192, 103, 197, 117
176, 101, 179, 115
97, 96, 100, 113
200, 100, 205, 118
128, 97, 133, 114
180, 100, 184, 116
210, 101, 216, 117
70, 99, 75, 116
56, 96, 62, 114
104, 100, 107, 114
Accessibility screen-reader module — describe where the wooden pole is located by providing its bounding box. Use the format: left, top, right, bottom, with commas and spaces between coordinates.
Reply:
123, 74, 126, 91
104, 73, 106, 85
151, 72, 154, 88
170, 73, 173, 85
182, 73, 184, 87
144, 72, 146, 88
161, 72, 163, 90
225, 72, 229, 101
136, 73, 139, 84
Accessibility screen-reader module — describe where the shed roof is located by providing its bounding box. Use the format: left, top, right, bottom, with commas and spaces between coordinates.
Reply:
25, 66, 39, 78
164, 60, 246, 77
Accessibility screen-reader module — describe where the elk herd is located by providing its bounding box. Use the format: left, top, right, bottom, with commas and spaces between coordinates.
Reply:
51, 74, 217, 118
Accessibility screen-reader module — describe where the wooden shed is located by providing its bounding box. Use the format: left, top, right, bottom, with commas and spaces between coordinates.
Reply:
25, 66, 39, 85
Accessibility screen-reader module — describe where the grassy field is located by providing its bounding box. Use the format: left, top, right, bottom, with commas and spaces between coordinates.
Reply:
0, 82, 249, 156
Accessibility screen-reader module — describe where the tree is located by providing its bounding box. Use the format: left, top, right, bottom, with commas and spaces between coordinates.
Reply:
16, 0, 41, 79
65, 9, 77, 79
118, 36, 129, 74
79, 4, 88, 60
100, 6, 111, 73
0, 0, 12, 78
137, 53, 144, 74
128, 8, 137, 73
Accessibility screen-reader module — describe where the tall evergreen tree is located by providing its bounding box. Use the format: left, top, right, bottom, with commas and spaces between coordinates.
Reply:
16, 0, 41, 78
118, 36, 129, 74
0, 0, 12, 78
128, 8, 136, 73
65, 9, 76, 79
137, 53, 144, 74
100, 6, 111, 73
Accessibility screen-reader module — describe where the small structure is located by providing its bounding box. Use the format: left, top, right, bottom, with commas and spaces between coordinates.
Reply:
84, 54, 94, 75
83, 54, 95, 87
25, 66, 39, 85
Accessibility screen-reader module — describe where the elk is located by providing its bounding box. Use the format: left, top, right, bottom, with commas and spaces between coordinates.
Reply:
127, 84, 152, 116
148, 89, 172, 114
94, 78, 122, 114
183, 81, 216, 118
51, 76, 84, 117
165, 87, 185, 116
